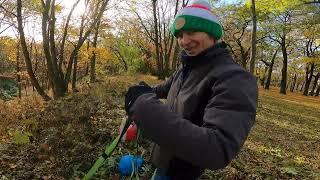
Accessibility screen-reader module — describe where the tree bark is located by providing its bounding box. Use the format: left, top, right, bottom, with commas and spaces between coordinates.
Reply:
111, 47, 128, 71
280, 38, 288, 94
315, 84, 320, 97
72, 55, 78, 92
39, 0, 108, 98
260, 66, 268, 87
90, 19, 101, 83
249, 0, 257, 74
303, 62, 315, 96
152, 0, 162, 76
71, 9, 87, 92
309, 72, 320, 96
171, 41, 180, 70
59, 0, 81, 70
16, 41, 21, 98
17, 0, 50, 101
265, 48, 278, 90
290, 74, 297, 92
41, 0, 67, 99
300, 82, 305, 92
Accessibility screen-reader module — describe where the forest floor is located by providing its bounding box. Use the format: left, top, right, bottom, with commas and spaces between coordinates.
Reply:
0, 75, 319, 180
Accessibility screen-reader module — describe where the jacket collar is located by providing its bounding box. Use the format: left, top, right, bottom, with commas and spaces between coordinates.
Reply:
180, 42, 228, 67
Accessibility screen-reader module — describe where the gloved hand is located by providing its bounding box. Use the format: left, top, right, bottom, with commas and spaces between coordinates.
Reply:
125, 82, 153, 113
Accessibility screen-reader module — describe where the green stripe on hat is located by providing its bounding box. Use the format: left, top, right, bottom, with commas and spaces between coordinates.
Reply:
171, 15, 223, 40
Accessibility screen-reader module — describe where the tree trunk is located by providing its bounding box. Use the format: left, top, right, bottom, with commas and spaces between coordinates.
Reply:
260, 66, 268, 87
29, 40, 35, 92
165, 0, 179, 73
17, 0, 50, 101
265, 48, 278, 90
85, 62, 89, 76
309, 72, 320, 96
90, 19, 101, 83
59, 0, 81, 71
295, 82, 300, 91
249, 0, 257, 74
33, 40, 40, 92
290, 74, 297, 92
303, 62, 315, 96
42, 56, 47, 89
300, 82, 305, 92
16, 42, 21, 98
41, 0, 67, 99
280, 39, 288, 94
315, 84, 320, 97
157, 6, 164, 76
171, 41, 180, 70
111, 47, 128, 71
65, 1, 109, 85
152, 0, 162, 76
72, 55, 78, 92
239, 44, 248, 69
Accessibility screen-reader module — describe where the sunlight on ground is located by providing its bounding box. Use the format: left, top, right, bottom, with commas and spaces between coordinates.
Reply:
259, 86, 320, 109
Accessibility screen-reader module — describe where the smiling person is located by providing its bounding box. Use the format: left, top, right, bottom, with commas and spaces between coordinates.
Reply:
124, 0, 258, 179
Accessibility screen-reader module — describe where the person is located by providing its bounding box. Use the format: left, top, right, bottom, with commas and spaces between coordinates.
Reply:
124, 0, 258, 179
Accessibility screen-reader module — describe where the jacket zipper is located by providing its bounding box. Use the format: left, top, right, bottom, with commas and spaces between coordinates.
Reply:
173, 65, 189, 110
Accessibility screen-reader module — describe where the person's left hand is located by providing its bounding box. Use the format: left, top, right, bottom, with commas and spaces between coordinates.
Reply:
125, 83, 153, 113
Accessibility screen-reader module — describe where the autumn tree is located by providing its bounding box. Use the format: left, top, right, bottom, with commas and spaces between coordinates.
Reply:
15, 0, 109, 100
263, 46, 280, 90
220, 4, 252, 69
249, 0, 257, 74
302, 25, 320, 96
126, 0, 185, 78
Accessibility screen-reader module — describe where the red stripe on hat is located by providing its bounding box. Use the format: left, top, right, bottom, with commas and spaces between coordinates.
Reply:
185, 4, 211, 11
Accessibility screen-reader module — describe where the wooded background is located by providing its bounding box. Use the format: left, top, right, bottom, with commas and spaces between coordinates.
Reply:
0, 0, 319, 101
0, 0, 320, 179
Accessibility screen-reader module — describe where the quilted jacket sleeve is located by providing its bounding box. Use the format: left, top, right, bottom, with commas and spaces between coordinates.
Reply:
130, 69, 258, 169
153, 71, 178, 99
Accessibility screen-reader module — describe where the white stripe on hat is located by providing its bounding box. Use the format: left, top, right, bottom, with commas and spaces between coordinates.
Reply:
176, 7, 221, 25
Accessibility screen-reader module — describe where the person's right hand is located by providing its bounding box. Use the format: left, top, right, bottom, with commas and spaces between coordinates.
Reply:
124, 82, 153, 113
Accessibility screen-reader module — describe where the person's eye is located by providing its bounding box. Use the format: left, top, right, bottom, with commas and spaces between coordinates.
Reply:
186, 31, 195, 36
177, 33, 183, 38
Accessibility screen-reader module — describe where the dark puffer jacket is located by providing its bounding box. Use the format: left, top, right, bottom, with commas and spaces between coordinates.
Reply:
130, 43, 258, 179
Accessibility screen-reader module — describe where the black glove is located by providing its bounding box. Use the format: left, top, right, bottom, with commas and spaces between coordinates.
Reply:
125, 82, 153, 113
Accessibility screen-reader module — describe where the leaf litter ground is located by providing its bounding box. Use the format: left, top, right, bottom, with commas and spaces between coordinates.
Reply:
0, 75, 319, 179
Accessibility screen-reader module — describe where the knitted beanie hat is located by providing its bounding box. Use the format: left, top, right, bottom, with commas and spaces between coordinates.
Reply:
171, 0, 223, 40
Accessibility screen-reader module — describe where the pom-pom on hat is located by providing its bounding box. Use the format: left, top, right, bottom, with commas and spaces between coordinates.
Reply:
171, 0, 223, 40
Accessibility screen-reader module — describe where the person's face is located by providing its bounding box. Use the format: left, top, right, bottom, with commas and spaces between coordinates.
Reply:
177, 31, 215, 56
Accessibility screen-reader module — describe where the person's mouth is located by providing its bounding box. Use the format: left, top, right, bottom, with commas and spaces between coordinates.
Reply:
185, 46, 195, 53
185, 47, 197, 55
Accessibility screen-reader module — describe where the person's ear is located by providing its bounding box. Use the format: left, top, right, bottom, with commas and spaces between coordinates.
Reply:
210, 36, 216, 44
206, 33, 215, 43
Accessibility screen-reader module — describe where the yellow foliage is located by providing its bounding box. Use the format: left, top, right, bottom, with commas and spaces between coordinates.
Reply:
0, 37, 18, 62
79, 46, 112, 62
16, 71, 29, 79
247, 0, 301, 13
300, 56, 320, 64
